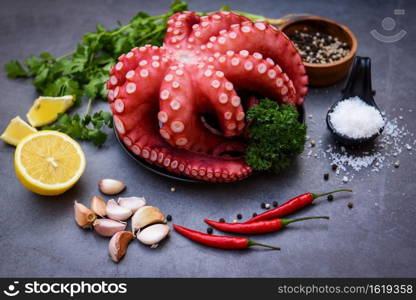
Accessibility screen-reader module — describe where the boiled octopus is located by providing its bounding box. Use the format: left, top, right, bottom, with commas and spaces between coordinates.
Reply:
107, 11, 308, 182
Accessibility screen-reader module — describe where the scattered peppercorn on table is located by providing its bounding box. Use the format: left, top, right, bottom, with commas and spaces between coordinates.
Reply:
0, 0, 415, 278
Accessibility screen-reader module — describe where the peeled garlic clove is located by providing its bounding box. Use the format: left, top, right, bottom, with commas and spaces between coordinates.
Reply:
117, 196, 146, 213
137, 224, 170, 246
99, 178, 126, 195
93, 218, 126, 237
74, 201, 96, 228
131, 206, 165, 233
108, 231, 134, 263
106, 199, 132, 221
90, 195, 107, 217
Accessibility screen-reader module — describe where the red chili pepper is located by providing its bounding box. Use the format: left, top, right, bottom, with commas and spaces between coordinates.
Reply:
205, 216, 329, 235
246, 188, 352, 223
173, 224, 280, 250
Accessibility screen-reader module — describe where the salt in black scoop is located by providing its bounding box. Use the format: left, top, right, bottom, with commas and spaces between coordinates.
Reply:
326, 56, 384, 145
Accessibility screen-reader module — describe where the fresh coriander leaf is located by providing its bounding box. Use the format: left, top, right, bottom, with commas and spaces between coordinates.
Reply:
62, 57, 88, 75
39, 52, 55, 61
84, 78, 101, 99
32, 66, 50, 89
170, 0, 188, 12
4, 60, 28, 78
42, 77, 81, 99
43, 111, 112, 146
24, 55, 45, 74
220, 5, 231, 11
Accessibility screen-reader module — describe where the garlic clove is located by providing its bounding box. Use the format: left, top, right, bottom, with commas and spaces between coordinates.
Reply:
106, 199, 132, 221
131, 206, 165, 233
99, 178, 126, 195
117, 196, 146, 213
93, 218, 126, 237
137, 224, 170, 246
74, 201, 96, 228
108, 231, 134, 263
90, 195, 107, 217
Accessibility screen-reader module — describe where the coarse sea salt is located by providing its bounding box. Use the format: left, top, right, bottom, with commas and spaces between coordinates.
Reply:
302, 112, 414, 183
329, 96, 384, 138
317, 116, 413, 181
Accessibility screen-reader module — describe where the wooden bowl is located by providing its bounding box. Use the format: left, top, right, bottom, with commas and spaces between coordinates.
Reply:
280, 16, 358, 86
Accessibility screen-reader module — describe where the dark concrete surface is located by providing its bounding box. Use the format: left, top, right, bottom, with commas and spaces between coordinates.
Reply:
0, 0, 415, 277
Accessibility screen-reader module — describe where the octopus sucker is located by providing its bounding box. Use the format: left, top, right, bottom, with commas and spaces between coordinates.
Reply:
107, 11, 307, 182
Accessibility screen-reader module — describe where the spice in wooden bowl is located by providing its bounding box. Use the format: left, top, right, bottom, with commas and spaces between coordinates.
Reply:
289, 29, 350, 64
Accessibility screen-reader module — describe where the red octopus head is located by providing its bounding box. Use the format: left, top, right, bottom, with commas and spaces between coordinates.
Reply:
107, 11, 308, 182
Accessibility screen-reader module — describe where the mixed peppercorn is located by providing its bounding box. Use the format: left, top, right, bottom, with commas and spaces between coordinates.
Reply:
289, 29, 350, 64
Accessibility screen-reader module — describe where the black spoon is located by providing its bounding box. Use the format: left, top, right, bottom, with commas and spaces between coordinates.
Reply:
326, 56, 384, 146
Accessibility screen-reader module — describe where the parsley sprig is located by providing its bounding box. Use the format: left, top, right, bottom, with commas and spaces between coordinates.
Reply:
246, 99, 307, 172
4, 0, 188, 146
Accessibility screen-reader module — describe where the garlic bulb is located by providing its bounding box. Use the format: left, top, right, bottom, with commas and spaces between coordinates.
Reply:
106, 199, 132, 221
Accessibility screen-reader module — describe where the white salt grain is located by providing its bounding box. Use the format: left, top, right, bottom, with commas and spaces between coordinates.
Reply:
329, 96, 384, 138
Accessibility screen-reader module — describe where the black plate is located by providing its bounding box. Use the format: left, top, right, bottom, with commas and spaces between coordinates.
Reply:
115, 104, 305, 183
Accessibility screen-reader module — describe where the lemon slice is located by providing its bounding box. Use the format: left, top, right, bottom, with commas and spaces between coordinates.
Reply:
1, 116, 37, 146
27, 95, 75, 127
14, 130, 86, 196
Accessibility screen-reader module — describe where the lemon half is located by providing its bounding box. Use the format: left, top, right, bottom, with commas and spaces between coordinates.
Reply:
14, 130, 86, 195
27, 95, 75, 127
0, 116, 37, 146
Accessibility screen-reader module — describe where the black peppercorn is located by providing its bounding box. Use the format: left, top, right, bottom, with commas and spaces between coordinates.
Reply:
252, 212, 257, 217
324, 173, 329, 180
261, 202, 266, 209
207, 227, 213, 234
331, 164, 338, 171
219, 218, 225, 223
327, 194, 334, 201
347, 202, 353, 209
166, 215, 172, 222
272, 201, 278, 207
237, 214, 242, 220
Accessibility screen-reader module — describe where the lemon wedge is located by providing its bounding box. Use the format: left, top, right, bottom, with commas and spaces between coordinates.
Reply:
27, 95, 75, 127
0, 116, 37, 146
14, 130, 86, 196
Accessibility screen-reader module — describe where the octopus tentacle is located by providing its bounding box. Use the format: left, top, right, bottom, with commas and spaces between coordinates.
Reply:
107, 45, 167, 101
208, 51, 297, 104
195, 65, 245, 136
121, 97, 251, 182
158, 64, 245, 154
110, 47, 169, 136
187, 11, 249, 45
208, 21, 308, 105
165, 11, 200, 48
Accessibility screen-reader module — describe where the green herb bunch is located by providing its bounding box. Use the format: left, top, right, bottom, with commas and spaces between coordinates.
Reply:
4, 1, 188, 146
246, 99, 307, 172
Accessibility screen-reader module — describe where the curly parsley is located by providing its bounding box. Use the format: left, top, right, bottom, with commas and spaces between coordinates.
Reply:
246, 99, 307, 172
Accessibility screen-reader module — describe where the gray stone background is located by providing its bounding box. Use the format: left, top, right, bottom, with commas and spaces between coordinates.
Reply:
0, 0, 415, 277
